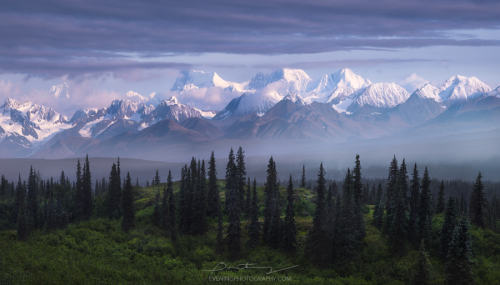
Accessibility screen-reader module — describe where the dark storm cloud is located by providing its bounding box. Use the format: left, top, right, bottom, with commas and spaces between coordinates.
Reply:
1, 0, 500, 77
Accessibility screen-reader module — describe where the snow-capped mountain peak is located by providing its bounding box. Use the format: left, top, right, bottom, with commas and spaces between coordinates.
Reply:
413, 83, 441, 102
0, 98, 71, 143
439, 75, 491, 102
306, 68, 371, 103
351, 82, 410, 109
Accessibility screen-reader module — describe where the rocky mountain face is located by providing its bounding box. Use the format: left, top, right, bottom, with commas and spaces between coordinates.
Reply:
0, 68, 497, 158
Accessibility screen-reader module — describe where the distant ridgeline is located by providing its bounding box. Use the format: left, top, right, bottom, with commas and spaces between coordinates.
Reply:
0, 148, 499, 284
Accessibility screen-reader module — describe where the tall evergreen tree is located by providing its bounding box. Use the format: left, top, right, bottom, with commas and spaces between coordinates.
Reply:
225, 149, 241, 258
282, 175, 296, 252
470, 172, 485, 228
412, 241, 432, 285
408, 163, 420, 246
384, 156, 399, 234
418, 167, 432, 244
247, 178, 260, 248
27, 166, 39, 229
75, 160, 83, 220
446, 218, 473, 285
105, 162, 122, 219
436, 181, 445, 214
16, 177, 28, 240
82, 155, 92, 219
121, 172, 134, 232
440, 198, 458, 259
154, 169, 160, 186
353, 154, 362, 206
352, 155, 366, 245
179, 165, 191, 234
306, 163, 330, 264
390, 159, 408, 254
263, 157, 279, 245
225, 149, 236, 212
207, 152, 219, 218
192, 161, 207, 235
301, 165, 306, 188
236, 147, 246, 212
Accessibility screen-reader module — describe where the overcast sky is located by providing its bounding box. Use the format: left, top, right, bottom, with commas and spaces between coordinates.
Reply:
1, 0, 499, 114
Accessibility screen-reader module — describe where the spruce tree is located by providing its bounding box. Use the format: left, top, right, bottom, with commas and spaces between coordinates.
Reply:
225, 149, 236, 212
440, 197, 457, 259
446, 218, 473, 285
436, 181, 445, 214
408, 163, 420, 246
263, 157, 279, 245
16, 177, 28, 240
352, 155, 366, 246
75, 160, 83, 220
384, 156, 399, 234
247, 178, 260, 248
353, 154, 362, 206
225, 149, 241, 258
27, 166, 39, 229
207, 152, 219, 218
154, 169, 160, 186
82, 155, 92, 220
470, 172, 485, 228
412, 241, 432, 285
390, 159, 408, 254
418, 167, 432, 244
236, 147, 246, 213
121, 172, 134, 232
192, 160, 207, 235
282, 175, 296, 252
306, 163, 330, 264
105, 162, 122, 219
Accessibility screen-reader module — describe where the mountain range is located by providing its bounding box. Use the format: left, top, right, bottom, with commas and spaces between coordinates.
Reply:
0, 68, 498, 159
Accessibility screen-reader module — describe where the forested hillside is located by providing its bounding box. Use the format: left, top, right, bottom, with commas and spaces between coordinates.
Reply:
0, 150, 499, 284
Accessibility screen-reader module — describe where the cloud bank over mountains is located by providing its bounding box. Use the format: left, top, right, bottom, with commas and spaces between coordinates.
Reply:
1, 0, 500, 78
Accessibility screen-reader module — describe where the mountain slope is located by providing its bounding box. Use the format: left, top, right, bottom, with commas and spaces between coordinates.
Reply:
438, 75, 491, 103
347, 82, 410, 113
306, 68, 371, 103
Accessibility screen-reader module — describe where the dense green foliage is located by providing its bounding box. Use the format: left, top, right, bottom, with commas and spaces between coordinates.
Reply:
0, 150, 499, 284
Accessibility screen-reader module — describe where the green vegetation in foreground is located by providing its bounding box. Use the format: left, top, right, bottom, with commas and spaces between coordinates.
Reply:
1, 183, 499, 284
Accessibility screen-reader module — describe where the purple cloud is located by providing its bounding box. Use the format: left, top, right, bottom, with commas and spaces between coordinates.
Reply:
1, 0, 500, 77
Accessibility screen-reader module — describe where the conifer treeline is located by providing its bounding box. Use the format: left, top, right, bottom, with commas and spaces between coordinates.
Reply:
372, 156, 484, 284
2, 149, 499, 283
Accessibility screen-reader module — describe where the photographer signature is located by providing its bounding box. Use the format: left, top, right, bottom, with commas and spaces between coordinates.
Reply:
203, 262, 298, 275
